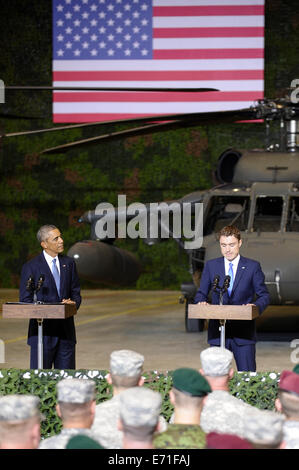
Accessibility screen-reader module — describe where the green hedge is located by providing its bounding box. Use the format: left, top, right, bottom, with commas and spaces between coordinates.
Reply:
0, 369, 280, 439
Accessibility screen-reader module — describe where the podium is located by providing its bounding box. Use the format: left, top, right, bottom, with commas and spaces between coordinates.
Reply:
2, 303, 77, 368
188, 304, 259, 347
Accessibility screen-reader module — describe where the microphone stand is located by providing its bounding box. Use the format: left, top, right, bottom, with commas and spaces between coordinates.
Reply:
33, 278, 44, 369
214, 277, 230, 348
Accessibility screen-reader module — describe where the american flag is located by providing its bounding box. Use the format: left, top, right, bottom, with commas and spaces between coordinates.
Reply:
52, 0, 264, 123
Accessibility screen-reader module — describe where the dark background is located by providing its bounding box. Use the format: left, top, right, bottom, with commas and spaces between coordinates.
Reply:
0, 0, 298, 289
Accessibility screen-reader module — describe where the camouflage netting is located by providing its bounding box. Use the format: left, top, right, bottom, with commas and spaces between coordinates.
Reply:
0, 369, 280, 439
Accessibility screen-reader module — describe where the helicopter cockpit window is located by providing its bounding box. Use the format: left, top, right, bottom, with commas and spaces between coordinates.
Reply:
286, 197, 299, 232
253, 196, 283, 232
204, 196, 250, 235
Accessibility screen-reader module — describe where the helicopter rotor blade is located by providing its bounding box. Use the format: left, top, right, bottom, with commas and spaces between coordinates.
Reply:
40, 108, 258, 154
40, 120, 190, 154
1, 106, 256, 140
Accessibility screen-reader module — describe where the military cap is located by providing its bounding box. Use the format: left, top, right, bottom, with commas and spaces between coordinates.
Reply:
293, 364, 299, 375
200, 347, 233, 377
0, 394, 42, 422
243, 409, 284, 446
172, 368, 211, 397
110, 349, 144, 377
206, 432, 253, 449
57, 378, 95, 404
66, 435, 104, 449
279, 370, 299, 395
119, 387, 162, 427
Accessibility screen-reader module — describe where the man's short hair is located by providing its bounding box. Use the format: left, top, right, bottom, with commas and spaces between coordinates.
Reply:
110, 374, 141, 389
172, 387, 205, 409
37, 225, 58, 243
218, 225, 241, 241
58, 401, 94, 421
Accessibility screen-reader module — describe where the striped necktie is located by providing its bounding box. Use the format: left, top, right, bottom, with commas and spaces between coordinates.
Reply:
228, 262, 234, 296
52, 258, 60, 296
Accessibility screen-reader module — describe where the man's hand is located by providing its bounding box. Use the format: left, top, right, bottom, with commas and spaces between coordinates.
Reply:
197, 301, 208, 305
62, 298, 76, 304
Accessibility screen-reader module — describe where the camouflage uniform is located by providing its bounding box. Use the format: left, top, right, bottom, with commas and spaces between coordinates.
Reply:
39, 378, 100, 450
242, 408, 284, 448
153, 424, 206, 449
283, 421, 299, 449
199, 347, 256, 437
92, 349, 167, 448
200, 389, 254, 437
40, 428, 100, 449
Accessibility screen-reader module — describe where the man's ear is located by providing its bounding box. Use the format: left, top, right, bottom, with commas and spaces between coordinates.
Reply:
169, 389, 175, 405
106, 373, 113, 385
275, 397, 282, 413
228, 367, 234, 380
117, 418, 123, 432
56, 403, 62, 418
138, 376, 145, 387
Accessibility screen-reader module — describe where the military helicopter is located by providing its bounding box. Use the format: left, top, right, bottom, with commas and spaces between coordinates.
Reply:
2, 86, 299, 334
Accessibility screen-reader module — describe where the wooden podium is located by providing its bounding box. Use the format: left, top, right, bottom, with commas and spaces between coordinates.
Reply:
188, 304, 259, 347
2, 303, 77, 369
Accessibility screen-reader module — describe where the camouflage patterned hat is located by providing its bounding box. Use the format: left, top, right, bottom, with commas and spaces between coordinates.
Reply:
0, 394, 42, 422
119, 387, 162, 427
57, 378, 95, 404
200, 347, 233, 376
243, 409, 285, 446
172, 368, 211, 397
110, 349, 144, 377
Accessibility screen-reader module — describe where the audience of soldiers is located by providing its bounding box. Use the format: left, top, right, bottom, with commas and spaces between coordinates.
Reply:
0, 347, 298, 450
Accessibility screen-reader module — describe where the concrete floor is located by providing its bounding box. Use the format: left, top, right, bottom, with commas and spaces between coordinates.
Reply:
0, 289, 298, 372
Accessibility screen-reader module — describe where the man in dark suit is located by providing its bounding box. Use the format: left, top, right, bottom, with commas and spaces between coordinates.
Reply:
19, 225, 81, 369
194, 225, 269, 371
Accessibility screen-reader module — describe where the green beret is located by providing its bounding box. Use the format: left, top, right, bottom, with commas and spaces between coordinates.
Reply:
172, 368, 211, 397
66, 435, 104, 449
293, 364, 299, 375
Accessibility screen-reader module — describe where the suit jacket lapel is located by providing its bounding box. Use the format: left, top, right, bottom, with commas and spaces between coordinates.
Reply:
58, 255, 66, 298
231, 256, 247, 296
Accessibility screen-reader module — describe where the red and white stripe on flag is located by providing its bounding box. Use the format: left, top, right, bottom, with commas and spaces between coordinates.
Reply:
52, 0, 264, 123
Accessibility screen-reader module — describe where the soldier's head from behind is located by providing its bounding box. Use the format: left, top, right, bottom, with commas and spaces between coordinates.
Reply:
170, 368, 211, 424
108, 349, 145, 393
243, 408, 285, 449
118, 387, 162, 449
275, 370, 299, 420
200, 347, 234, 390
0, 394, 42, 449
56, 378, 96, 429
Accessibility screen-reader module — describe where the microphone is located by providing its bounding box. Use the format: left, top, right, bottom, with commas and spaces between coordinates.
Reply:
26, 276, 35, 292
223, 275, 231, 291
36, 274, 45, 292
212, 275, 220, 291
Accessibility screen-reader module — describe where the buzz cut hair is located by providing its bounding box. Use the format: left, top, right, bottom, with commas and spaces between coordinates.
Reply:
36, 225, 58, 244
218, 225, 241, 241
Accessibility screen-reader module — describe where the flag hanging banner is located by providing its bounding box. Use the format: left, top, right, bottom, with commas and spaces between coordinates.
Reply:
52, 0, 264, 123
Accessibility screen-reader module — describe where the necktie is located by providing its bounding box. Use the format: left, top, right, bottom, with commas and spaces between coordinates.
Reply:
228, 262, 234, 296
52, 258, 60, 296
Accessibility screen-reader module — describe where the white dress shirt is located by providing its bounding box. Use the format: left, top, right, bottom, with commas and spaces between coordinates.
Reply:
43, 250, 61, 276
224, 254, 240, 285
